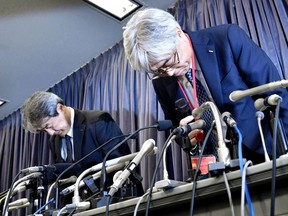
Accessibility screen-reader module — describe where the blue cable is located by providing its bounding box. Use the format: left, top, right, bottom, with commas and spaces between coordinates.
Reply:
33, 198, 54, 215
235, 126, 255, 216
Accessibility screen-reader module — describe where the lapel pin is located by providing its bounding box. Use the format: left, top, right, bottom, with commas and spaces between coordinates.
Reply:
208, 50, 214, 53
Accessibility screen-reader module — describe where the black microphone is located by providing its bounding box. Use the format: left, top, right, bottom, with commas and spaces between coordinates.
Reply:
254, 94, 282, 111
175, 98, 193, 151
21, 165, 50, 174
100, 120, 172, 196
229, 80, 288, 102
156, 120, 173, 131
172, 120, 206, 136
221, 112, 238, 159
175, 98, 191, 119
22, 163, 81, 184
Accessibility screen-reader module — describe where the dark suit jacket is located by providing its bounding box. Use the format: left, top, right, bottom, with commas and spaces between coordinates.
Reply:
49, 110, 130, 169
153, 24, 288, 156
48, 110, 132, 203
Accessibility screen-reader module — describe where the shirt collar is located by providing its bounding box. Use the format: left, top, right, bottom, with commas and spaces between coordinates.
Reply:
67, 107, 74, 138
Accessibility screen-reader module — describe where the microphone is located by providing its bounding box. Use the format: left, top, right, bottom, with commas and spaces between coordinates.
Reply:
222, 112, 237, 127
192, 102, 231, 165
172, 120, 206, 136
15, 172, 43, 186
11, 180, 32, 196
71, 147, 158, 203
191, 103, 210, 119
64, 147, 159, 198
21, 164, 67, 175
3, 172, 43, 216
175, 98, 191, 119
108, 139, 156, 197
8, 198, 30, 212
51, 134, 138, 209
221, 112, 238, 160
175, 98, 195, 153
8, 198, 29, 208
21, 166, 48, 174
254, 94, 282, 111
156, 120, 173, 131
60, 163, 126, 196
255, 111, 270, 162
100, 120, 172, 195
22, 163, 81, 185
58, 175, 77, 185
256, 111, 265, 120
229, 80, 288, 102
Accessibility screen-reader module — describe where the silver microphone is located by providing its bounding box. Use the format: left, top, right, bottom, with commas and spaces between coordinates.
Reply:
254, 94, 282, 111
173, 119, 206, 136
191, 103, 210, 118
192, 102, 231, 165
108, 139, 156, 197
229, 80, 288, 102
58, 176, 77, 185
222, 112, 237, 127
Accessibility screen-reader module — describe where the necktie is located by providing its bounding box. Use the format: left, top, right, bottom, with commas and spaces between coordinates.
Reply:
65, 135, 73, 162
185, 69, 218, 158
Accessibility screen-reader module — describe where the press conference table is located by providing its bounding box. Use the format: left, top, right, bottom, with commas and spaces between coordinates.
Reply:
75, 155, 288, 216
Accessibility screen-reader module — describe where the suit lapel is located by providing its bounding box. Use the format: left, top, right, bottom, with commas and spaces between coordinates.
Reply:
190, 32, 224, 108
50, 135, 63, 162
73, 110, 86, 161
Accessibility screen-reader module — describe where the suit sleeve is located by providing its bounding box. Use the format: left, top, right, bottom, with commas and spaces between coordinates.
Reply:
92, 112, 131, 160
226, 24, 288, 143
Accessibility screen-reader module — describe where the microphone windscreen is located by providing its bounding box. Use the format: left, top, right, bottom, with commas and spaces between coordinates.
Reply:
175, 98, 191, 118
157, 120, 173, 131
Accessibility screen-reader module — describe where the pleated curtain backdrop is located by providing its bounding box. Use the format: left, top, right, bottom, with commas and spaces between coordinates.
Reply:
0, 1, 287, 215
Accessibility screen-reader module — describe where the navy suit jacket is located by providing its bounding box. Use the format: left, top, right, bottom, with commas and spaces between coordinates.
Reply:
49, 110, 130, 169
153, 24, 288, 155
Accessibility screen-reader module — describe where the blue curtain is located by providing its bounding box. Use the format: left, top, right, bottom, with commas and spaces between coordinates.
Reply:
0, 0, 287, 214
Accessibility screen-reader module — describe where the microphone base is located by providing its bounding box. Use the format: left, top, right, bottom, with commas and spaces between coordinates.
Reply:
208, 158, 247, 176
155, 179, 187, 190
90, 182, 144, 208
90, 195, 137, 209
35, 209, 61, 216
90, 196, 116, 208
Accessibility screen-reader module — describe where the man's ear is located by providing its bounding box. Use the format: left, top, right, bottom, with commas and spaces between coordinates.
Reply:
176, 27, 183, 38
56, 103, 64, 113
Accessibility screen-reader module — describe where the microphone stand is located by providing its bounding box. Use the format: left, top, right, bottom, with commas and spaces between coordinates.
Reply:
175, 98, 194, 180
269, 112, 288, 156
37, 175, 45, 211
192, 101, 231, 165
100, 126, 157, 198
52, 134, 129, 209
225, 124, 239, 160
99, 121, 172, 207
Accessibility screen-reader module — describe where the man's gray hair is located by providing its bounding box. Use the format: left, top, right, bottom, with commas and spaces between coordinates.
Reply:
123, 8, 181, 72
21, 91, 64, 133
